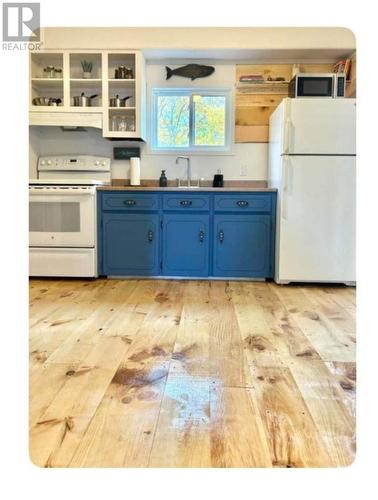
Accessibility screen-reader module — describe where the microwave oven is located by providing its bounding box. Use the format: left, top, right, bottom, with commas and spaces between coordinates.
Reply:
289, 73, 346, 98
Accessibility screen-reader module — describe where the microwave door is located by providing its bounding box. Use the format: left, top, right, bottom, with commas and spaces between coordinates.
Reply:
298, 76, 333, 97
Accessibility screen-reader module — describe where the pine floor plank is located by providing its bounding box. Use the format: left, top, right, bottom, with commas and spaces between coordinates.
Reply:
250, 365, 334, 467
29, 278, 356, 468
272, 285, 354, 362
210, 386, 272, 467
288, 359, 355, 466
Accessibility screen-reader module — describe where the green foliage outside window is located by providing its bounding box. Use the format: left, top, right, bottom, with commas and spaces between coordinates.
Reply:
153, 91, 229, 149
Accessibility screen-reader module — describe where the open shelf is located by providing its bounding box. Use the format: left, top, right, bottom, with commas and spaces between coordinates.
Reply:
236, 81, 289, 94
108, 53, 136, 80
108, 106, 136, 110
70, 53, 102, 79
30, 53, 64, 79
31, 79, 64, 101
108, 78, 135, 84
31, 78, 63, 84
30, 50, 146, 140
70, 79, 102, 92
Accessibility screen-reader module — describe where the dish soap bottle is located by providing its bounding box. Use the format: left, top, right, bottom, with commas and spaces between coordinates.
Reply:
159, 170, 167, 187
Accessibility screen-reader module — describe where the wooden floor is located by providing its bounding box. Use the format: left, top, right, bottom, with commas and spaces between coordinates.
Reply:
29, 278, 356, 468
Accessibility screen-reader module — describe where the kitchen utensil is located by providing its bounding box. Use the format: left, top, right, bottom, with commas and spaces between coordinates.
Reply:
109, 95, 131, 107
43, 65, 55, 78
43, 66, 62, 78
48, 98, 62, 106
125, 67, 134, 79
72, 93, 98, 107
117, 66, 126, 79
32, 97, 62, 106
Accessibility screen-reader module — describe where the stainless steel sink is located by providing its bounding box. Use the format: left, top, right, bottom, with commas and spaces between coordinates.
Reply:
177, 178, 200, 188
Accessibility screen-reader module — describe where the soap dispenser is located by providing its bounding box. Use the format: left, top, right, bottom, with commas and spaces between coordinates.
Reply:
159, 170, 168, 187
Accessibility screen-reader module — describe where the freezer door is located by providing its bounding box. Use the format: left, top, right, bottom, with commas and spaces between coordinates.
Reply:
276, 156, 355, 283
282, 98, 356, 155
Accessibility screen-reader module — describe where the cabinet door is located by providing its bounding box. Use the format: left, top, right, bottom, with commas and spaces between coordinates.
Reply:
162, 214, 209, 277
213, 215, 271, 277
102, 213, 159, 276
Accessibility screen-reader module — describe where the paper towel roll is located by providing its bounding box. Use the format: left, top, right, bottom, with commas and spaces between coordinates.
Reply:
130, 157, 140, 186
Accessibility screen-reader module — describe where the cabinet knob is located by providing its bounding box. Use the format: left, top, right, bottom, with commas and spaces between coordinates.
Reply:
180, 200, 192, 206
219, 229, 224, 243
124, 199, 136, 206
199, 230, 205, 243
236, 200, 249, 207
148, 229, 154, 242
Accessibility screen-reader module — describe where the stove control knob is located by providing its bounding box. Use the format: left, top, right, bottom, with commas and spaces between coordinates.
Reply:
47, 160, 52, 165
95, 160, 100, 166
101, 161, 106, 166
40, 160, 45, 165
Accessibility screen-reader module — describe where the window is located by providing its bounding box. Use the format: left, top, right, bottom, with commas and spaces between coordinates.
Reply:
151, 88, 232, 152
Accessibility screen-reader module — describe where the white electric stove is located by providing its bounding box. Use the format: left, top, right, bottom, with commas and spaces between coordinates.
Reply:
29, 155, 111, 277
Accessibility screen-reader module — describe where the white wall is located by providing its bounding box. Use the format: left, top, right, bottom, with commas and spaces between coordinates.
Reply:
30, 61, 268, 182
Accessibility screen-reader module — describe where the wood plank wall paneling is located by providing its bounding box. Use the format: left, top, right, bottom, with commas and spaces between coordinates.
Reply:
345, 52, 356, 98
235, 63, 335, 144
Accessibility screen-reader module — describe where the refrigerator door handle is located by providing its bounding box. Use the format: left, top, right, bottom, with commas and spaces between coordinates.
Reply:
287, 159, 294, 195
282, 159, 289, 220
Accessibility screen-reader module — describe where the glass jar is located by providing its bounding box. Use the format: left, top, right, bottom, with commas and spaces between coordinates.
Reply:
111, 115, 119, 132
118, 116, 127, 132
127, 114, 135, 132
43, 65, 55, 78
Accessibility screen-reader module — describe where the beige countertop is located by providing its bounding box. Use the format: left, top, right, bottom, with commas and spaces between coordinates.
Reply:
97, 180, 277, 192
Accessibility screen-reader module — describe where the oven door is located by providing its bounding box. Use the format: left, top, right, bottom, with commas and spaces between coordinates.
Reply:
29, 186, 96, 247
297, 76, 334, 97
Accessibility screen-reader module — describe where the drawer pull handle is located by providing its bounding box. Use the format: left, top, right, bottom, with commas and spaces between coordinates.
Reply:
148, 229, 154, 242
124, 199, 136, 206
219, 229, 224, 243
236, 200, 249, 207
180, 200, 192, 206
199, 230, 205, 243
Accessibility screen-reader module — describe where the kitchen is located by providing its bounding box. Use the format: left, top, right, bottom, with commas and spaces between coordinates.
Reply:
25, 25, 357, 470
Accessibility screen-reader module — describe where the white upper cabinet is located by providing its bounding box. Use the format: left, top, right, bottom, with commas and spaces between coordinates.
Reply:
29, 50, 146, 139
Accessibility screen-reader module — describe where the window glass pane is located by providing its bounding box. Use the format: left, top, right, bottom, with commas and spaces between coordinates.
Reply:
193, 95, 226, 146
156, 95, 190, 147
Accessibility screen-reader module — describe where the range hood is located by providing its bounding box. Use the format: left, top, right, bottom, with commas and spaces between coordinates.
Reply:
29, 111, 102, 129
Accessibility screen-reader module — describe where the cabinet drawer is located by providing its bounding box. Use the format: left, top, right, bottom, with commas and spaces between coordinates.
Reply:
163, 194, 210, 211
214, 193, 272, 212
102, 192, 159, 211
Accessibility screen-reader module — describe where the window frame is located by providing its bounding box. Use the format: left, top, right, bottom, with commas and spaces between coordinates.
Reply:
150, 87, 233, 153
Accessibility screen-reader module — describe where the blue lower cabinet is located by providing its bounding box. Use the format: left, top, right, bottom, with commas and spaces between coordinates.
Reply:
213, 214, 271, 277
99, 191, 276, 279
162, 214, 209, 277
102, 213, 160, 276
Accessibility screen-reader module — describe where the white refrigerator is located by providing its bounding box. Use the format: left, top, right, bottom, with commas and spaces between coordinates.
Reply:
268, 98, 356, 284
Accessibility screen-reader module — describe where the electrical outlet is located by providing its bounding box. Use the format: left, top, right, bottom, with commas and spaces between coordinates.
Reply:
240, 164, 247, 176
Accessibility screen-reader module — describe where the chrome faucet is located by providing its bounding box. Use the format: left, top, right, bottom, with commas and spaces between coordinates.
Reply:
176, 156, 191, 187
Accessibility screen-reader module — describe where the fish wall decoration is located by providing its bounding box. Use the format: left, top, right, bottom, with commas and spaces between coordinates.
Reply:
166, 64, 215, 81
